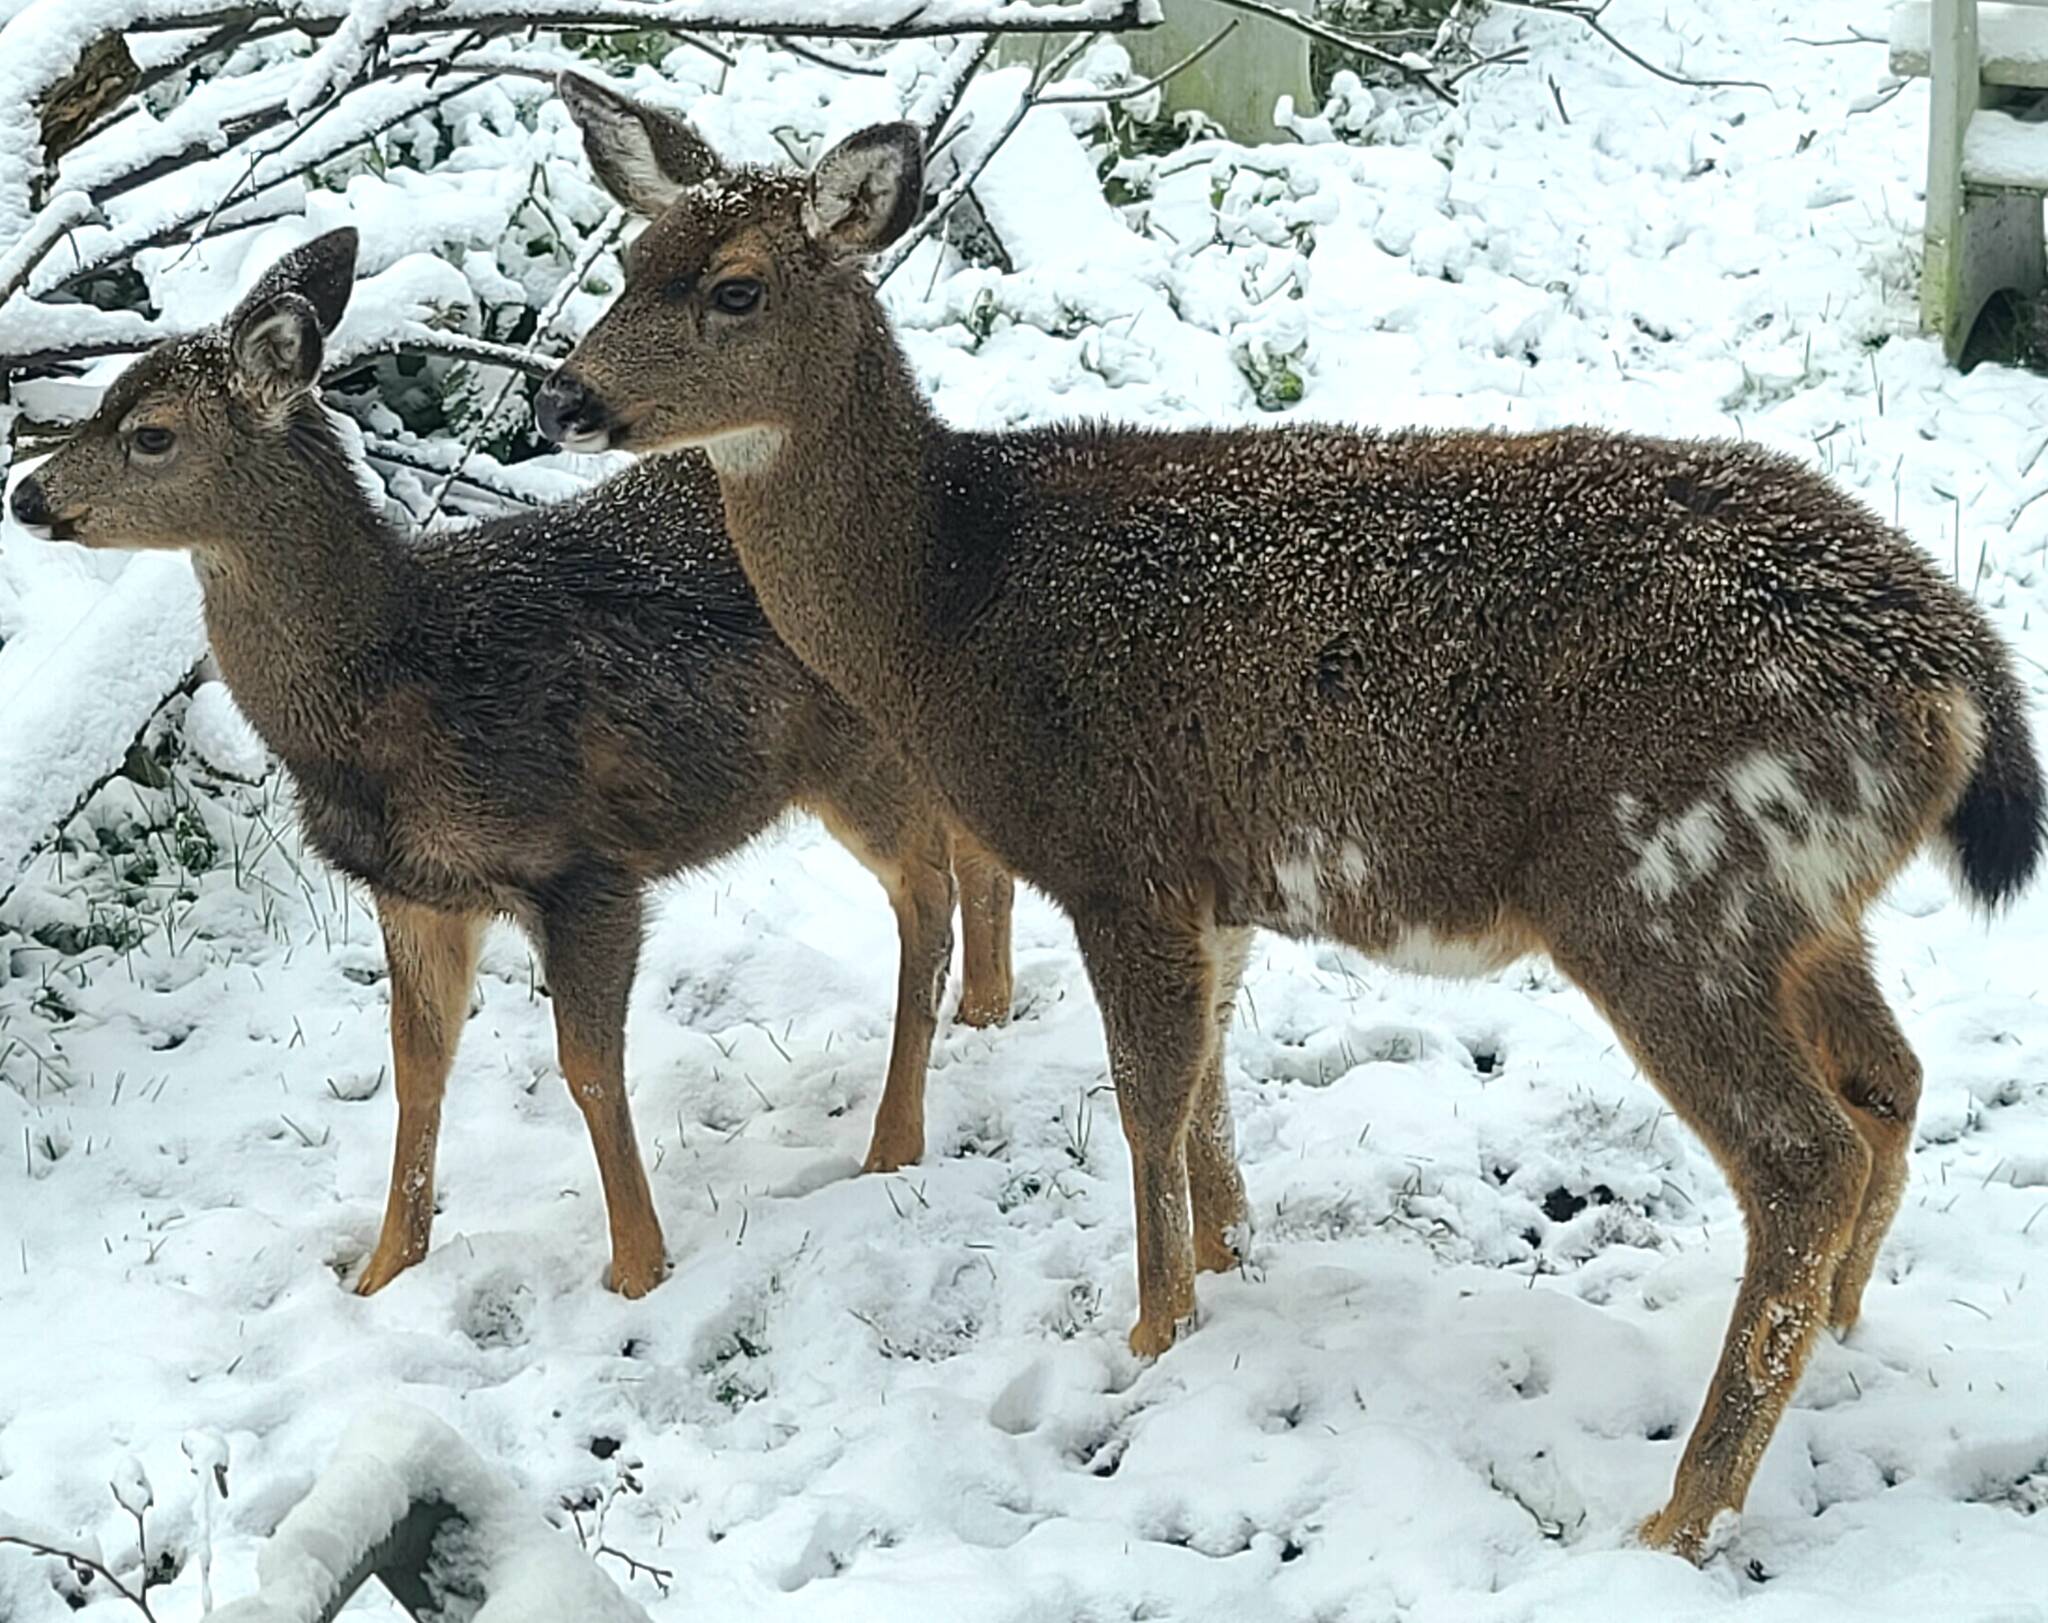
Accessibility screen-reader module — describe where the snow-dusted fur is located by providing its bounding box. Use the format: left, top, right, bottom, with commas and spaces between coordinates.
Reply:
9, 230, 1014, 1299
547, 85, 2042, 1563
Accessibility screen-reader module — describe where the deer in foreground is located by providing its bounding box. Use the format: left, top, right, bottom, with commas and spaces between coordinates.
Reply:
8, 227, 1014, 1300
539, 78, 2046, 1557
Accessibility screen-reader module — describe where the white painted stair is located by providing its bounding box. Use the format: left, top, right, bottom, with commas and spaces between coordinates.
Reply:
1963, 104, 2048, 186
1893, 0, 2048, 88
1892, 0, 2048, 356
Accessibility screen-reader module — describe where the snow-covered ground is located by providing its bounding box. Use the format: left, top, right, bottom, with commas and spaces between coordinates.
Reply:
5, 1, 2048, 1618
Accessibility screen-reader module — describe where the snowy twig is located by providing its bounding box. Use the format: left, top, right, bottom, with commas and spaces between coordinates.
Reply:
910, 33, 999, 145
776, 38, 890, 75
90, 47, 560, 208
880, 18, 1233, 282
1444, 44, 1532, 87
334, 329, 566, 380
1790, 29, 1884, 49
0, 1532, 158, 1620
1037, 19, 1237, 105
877, 30, 1098, 284
0, 334, 167, 377
118, 0, 1153, 42
564, 1483, 674, 1599
49, 77, 493, 298
1, 330, 560, 396
362, 437, 552, 508
423, 207, 628, 520
0, 192, 98, 308
1489, 0, 1770, 92
1201, 0, 1459, 105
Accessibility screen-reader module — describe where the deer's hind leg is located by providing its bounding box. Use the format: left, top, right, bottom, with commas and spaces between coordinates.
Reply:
1191, 926, 1253, 1275
1784, 930, 1923, 1332
1548, 927, 1870, 1561
537, 873, 666, 1297
357, 895, 484, 1295
954, 825, 1016, 1029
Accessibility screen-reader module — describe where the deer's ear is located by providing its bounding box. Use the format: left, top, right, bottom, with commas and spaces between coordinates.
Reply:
227, 292, 324, 419
805, 122, 923, 258
559, 71, 722, 216
235, 227, 358, 336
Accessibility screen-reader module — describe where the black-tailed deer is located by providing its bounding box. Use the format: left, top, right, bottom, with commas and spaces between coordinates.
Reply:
8, 227, 1013, 1300
542, 79, 2046, 1557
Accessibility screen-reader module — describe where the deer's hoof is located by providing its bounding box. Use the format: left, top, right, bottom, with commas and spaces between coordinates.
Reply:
1637, 1502, 1737, 1566
860, 1132, 924, 1175
606, 1250, 669, 1300
353, 1244, 421, 1297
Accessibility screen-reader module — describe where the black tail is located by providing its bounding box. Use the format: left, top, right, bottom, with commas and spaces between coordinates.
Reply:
1946, 660, 2046, 910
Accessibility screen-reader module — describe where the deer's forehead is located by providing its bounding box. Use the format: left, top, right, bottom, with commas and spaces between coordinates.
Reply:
99, 335, 228, 421
645, 171, 810, 267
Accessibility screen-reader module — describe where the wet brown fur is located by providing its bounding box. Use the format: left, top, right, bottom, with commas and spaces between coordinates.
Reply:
545, 91, 2043, 1558
12, 230, 1014, 1299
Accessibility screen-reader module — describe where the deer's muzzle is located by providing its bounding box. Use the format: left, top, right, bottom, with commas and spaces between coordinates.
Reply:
535, 369, 614, 453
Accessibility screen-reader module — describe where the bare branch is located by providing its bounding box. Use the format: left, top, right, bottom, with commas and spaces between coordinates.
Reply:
1489, 0, 1770, 92
1201, 0, 1458, 105
877, 30, 1100, 284
51, 75, 494, 295
0, 333, 165, 377
121, 0, 1152, 42
84, 46, 558, 208
361, 437, 554, 509
0, 192, 98, 307
1036, 19, 1237, 106
912, 33, 999, 145
0, 1532, 158, 1621
775, 38, 890, 75
330, 329, 565, 380
1444, 43, 1530, 88
423, 208, 627, 520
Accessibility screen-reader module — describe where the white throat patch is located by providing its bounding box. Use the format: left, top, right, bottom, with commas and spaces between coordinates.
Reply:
701, 425, 788, 478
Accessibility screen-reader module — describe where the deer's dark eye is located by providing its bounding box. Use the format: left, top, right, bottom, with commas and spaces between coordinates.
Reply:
131, 426, 176, 457
710, 278, 763, 316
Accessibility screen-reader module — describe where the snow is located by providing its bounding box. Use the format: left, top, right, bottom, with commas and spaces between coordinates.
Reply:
206, 1407, 652, 1622
1891, 0, 2048, 84
1964, 105, 2048, 189
0, 498, 206, 883
5, 3, 2048, 1621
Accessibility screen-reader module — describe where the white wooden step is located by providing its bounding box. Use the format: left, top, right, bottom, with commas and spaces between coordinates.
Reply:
1962, 104, 2048, 186
1892, 0, 2048, 87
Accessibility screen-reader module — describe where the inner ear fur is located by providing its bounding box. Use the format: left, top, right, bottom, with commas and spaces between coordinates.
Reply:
559, 70, 723, 216
804, 122, 925, 257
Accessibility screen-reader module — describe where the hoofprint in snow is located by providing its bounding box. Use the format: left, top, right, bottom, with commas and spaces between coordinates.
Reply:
4, 1, 2048, 1619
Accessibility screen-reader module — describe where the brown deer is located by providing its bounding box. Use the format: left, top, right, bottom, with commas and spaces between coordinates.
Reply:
7, 226, 1014, 1301
539, 78, 2045, 1558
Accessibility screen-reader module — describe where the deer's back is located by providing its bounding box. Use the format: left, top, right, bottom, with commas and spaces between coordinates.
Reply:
296, 455, 863, 912
913, 424, 1999, 931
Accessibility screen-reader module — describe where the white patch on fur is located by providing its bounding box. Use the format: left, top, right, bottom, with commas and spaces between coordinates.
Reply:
1723, 749, 1893, 917
1273, 851, 1323, 928
1379, 925, 1525, 980
701, 425, 788, 477
1718, 878, 1756, 946
1337, 839, 1372, 883
1629, 801, 1725, 903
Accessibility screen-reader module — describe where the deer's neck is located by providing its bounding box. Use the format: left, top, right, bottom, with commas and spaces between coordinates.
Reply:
711, 316, 938, 725
196, 439, 410, 761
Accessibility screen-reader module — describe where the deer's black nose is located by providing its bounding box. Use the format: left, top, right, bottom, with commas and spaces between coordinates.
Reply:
535, 370, 612, 448
10, 475, 51, 530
